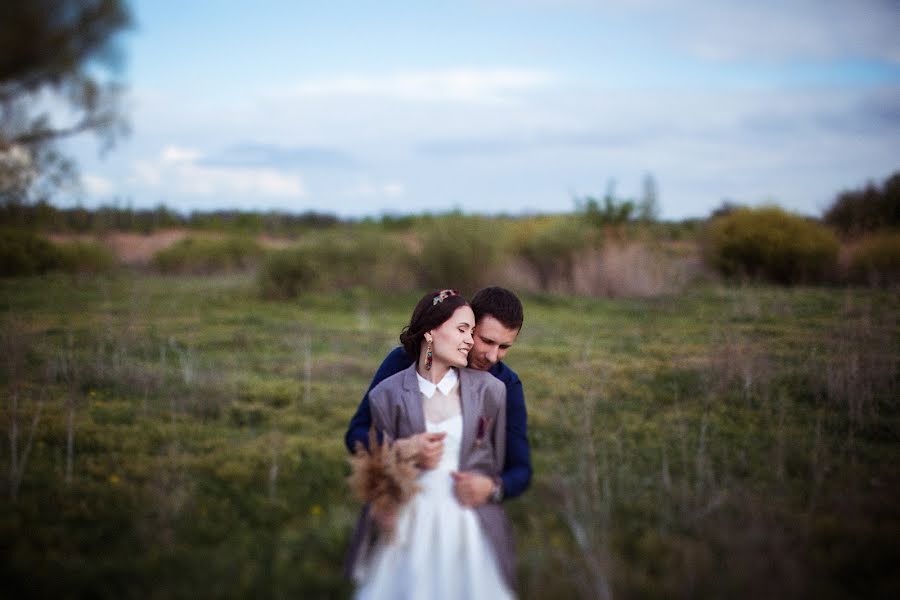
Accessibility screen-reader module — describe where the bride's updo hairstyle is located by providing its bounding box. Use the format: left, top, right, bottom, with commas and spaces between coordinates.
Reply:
399, 289, 469, 360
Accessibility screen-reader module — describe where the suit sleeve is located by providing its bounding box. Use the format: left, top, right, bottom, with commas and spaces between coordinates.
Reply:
500, 376, 532, 499
344, 347, 412, 453
368, 386, 394, 440
491, 381, 507, 477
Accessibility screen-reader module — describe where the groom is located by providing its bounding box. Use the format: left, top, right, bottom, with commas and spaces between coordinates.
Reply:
345, 286, 532, 507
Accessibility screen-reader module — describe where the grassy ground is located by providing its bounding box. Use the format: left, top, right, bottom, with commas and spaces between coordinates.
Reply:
1, 273, 898, 598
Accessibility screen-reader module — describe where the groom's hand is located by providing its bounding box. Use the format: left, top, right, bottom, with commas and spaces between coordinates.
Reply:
451, 471, 494, 507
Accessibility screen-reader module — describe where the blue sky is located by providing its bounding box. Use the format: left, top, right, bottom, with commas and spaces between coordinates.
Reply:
65, 0, 900, 220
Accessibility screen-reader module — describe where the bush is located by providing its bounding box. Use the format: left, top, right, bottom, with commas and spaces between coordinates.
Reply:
0, 228, 62, 276
152, 236, 264, 274
514, 217, 597, 291
845, 231, 900, 287
259, 232, 415, 299
416, 215, 504, 293
259, 246, 319, 299
703, 206, 839, 284
56, 240, 117, 274
0, 229, 117, 276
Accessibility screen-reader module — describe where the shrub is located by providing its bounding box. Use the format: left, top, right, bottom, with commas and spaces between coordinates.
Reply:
259, 246, 320, 299
416, 215, 503, 292
514, 217, 597, 291
845, 231, 900, 287
151, 236, 264, 274
258, 232, 415, 299
703, 206, 839, 284
0, 229, 118, 276
0, 228, 63, 276
56, 240, 117, 274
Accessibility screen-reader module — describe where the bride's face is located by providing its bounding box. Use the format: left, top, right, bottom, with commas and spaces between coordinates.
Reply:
426, 305, 476, 369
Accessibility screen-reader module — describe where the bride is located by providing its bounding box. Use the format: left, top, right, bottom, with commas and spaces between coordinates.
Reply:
347, 289, 515, 599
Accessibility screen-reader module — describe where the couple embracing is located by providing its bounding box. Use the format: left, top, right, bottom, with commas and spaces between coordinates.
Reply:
344, 287, 533, 599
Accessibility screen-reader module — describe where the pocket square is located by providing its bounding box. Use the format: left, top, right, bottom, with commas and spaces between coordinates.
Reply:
476, 415, 492, 447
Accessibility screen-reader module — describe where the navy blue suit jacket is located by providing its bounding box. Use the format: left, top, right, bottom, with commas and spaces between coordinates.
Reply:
345, 347, 532, 500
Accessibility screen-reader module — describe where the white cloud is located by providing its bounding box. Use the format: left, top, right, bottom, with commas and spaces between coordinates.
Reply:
130, 146, 305, 198
81, 173, 114, 195
161, 145, 202, 164
345, 180, 406, 199
277, 68, 555, 103
383, 182, 406, 198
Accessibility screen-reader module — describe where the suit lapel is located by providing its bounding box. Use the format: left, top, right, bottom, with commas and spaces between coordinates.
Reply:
458, 368, 478, 469
401, 363, 426, 436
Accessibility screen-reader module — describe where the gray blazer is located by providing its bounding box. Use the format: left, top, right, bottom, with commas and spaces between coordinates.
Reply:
346, 363, 515, 588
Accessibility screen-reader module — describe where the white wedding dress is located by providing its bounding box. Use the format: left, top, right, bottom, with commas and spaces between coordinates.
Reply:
354, 413, 514, 599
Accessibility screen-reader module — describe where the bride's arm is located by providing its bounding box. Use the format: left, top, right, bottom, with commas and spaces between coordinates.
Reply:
369, 387, 439, 468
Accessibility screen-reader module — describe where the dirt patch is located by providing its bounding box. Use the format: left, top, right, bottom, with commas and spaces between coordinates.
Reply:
257, 234, 297, 250
104, 230, 191, 265
49, 229, 190, 265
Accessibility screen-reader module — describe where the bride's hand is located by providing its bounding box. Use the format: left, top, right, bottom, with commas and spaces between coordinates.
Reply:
397, 431, 446, 469
370, 503, 399, 533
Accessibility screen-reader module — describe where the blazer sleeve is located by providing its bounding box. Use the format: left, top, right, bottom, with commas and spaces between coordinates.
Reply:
500, 375, 532, 499
368, 384, 395, 440
490, 380, 507, 477
344, 347, 412, 453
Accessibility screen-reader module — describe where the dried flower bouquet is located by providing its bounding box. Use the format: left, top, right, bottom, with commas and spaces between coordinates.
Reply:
347, 426, 421, 536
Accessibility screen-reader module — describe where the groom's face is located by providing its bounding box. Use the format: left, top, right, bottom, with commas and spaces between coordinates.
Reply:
468, 315, 519, 371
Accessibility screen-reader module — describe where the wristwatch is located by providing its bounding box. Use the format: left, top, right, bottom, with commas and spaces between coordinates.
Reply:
490, 478, 504, 503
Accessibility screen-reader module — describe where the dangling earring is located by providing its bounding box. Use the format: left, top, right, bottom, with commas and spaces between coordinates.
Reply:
425, 339, 433, 371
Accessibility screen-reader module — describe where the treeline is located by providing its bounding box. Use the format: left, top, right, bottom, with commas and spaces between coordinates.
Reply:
824, 172, 900, 236
0, 201, 341, 236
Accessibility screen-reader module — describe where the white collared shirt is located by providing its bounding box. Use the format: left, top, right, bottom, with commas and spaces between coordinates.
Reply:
415, 367, 459, 399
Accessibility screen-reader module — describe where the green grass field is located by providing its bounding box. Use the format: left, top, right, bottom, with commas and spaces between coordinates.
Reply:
2, 273, 898, 598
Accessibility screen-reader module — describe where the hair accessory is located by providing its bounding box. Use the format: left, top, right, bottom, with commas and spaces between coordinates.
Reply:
432, 289, 459, 306
425, 339, 433, 370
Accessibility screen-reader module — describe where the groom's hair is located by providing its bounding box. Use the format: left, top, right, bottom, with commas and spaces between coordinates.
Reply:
471, 287, 524, 332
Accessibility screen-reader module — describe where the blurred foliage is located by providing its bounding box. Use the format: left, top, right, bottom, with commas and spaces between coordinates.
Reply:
0, 0, 132, 204
0, 199, 341, 236
259, 232, 415, 299
574, 176, 660, 229
824, 171, 900, 237
513, 216, 598, 291
845, 231, 900, 287
151, 236, 264, 275
0, 227, 115, 276
187, 210, 340, 235
0, 227, 62, 276
55, 239, 117, 274
577, 194, 635, 228
703, 206, 839, 284
416, 214, 506, 293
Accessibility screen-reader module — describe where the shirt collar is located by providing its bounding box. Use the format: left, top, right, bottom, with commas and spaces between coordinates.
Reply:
415, 367, 458, 398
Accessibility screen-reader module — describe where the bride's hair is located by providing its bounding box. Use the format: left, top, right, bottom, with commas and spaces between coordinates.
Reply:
399, 290, 469, 359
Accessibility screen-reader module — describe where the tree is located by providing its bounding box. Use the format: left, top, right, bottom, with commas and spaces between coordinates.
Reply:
0, 0, 132, 204
576, 179, 635, 228
637, 173, 659, 222
823, 172, 900, 237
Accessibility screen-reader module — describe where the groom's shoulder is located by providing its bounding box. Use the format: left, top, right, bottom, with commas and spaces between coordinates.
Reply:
382, 346, 412, 370
462, 367, 505, 395
370, 348, 414, 396
489, 361, 521, 387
